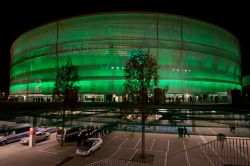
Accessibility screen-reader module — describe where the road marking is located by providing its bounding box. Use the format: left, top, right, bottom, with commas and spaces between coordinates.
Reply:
109, 147, 121, 158
135, 138, 141, 149
51, 155, 74, 166
129, 149, 138, 160
167, 140, 169, 152
244, 127, 250, 136
83, 158, 107, 166
119, 138, 128, 148
182, 140, 190, 166
37, 143, 74, 155
199, 135, 208, 143
105, 136, 118, 146
104, 145, 166, 153
199, 135, 223, 163
208, 128, 217, 134
150, 138, 155, 151
38, 149, 57, 154
164, 151, 168, 166
199, 142, 214, 166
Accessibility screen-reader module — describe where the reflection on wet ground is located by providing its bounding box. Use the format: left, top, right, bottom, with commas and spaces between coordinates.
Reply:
1, 108, 250, 137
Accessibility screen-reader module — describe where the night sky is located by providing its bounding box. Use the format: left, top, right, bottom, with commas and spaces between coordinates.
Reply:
0, 1, 249, 93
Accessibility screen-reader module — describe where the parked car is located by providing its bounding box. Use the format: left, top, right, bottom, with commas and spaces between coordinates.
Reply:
56, 126, 81, 142
0, 123, 31, 146
20, 131, 50, 145
39, 126, 58, 133
76, 138, 103, 156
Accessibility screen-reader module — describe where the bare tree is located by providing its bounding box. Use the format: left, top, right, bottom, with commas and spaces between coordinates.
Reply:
124, 49, 159, 158
53, 56, 80, 146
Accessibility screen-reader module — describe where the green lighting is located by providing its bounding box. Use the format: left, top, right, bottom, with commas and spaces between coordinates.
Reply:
10, 13, 241, 96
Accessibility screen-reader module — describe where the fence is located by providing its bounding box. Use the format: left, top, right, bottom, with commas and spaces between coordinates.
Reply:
87, 137, 250, 166
167, 137, 250, 166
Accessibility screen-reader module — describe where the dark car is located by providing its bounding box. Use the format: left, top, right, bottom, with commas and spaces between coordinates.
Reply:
56, 126, 81, 142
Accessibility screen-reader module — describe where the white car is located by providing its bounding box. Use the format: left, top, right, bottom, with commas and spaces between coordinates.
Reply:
20, 131, 50, 145
39, 126, 58, 133
76, 138, 103, 156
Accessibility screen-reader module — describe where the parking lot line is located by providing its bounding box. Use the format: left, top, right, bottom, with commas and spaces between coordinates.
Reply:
105, 136, 118, 146
200, 135, 223, 163
38, 149, 57, 155
105, 146, 166, 153
244, 126, 250, 136
164, 152, 168, 166
109, 147, 121, 158
119, 138, 128, 148
135, 138, 141, 149
208, 128, 217, 135
183, 140, 191, 166
167, 140, 169, 152
199, 143, 214, 165
150, 138, 155, 151
129, 149, 138, 160
199, 135, 208, 143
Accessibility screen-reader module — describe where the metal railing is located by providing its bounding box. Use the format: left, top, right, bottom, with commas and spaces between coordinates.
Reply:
167, 137, 250, 166
87, 137, 250, 166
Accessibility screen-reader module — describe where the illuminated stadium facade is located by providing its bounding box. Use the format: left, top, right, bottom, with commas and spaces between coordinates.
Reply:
10, 12, 241, 102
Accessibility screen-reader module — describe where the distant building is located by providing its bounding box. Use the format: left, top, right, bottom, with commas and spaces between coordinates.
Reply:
9, 12, 241, 102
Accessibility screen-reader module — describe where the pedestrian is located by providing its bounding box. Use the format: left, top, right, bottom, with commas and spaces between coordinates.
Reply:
229, 124, 236, 134
183, 127, 186, 137
184, 127, 190, 137
180, 127, 184, 138
177, 127, 181, 138
178, 127, 184, 138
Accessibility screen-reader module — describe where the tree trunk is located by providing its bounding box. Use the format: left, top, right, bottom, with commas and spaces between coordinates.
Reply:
60, 109, 65, 147
141, 107, 145, 158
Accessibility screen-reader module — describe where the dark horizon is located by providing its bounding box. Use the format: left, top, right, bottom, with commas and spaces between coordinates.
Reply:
0, 0, 249, 93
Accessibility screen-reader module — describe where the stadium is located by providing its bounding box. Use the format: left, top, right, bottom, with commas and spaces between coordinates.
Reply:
9, 12, 241, 102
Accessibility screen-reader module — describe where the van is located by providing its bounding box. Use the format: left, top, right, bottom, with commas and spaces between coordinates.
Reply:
56, 126, 81, 142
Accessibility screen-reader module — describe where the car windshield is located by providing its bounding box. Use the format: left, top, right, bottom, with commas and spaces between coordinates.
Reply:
80, 140, 94, 150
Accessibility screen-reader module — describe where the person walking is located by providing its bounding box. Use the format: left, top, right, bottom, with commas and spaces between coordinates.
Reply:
180, 127, 184, 138
178, 127, 184, 138
177, 127, 181, 138
184, 127, 190, 137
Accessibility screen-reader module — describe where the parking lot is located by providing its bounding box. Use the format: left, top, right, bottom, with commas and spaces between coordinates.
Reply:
0, 133, 76, 166
65, 131, 219, 166
0, 131, 212, 165
1, 130, 249, 166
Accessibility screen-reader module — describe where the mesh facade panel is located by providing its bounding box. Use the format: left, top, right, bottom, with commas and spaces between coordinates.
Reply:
10, 13, 241, 96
